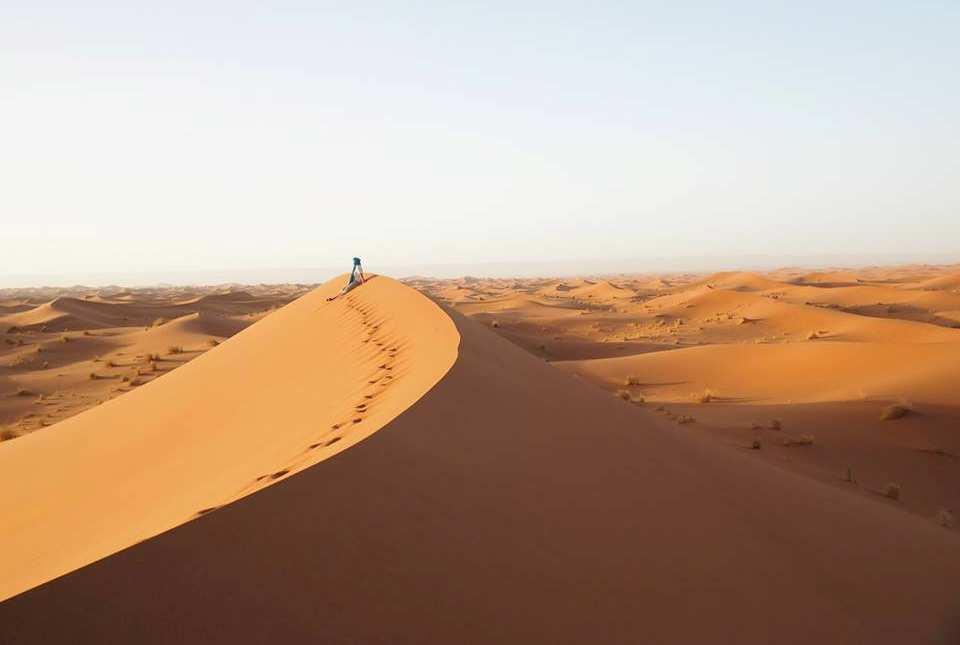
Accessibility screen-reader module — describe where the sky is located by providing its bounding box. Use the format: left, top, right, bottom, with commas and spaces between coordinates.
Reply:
2, 1, 959, 285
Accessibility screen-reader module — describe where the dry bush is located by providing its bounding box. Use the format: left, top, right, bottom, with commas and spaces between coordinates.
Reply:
83, 330, 93, 336
88, 372, 99, 380
41, 361, 49, 369
697, 389, 713, 403
144, 353, 160, 362
842, 466, 856, 483
152, 318, 168, 327
676, 415, 695, 424
106, 360, 117, 368
616, 389, 631, 401
881, 404, 911, 421
167, 346, 183, 355
625, 375, 641, 386
784, 434, 814, 447
750, 422, 763, 430
59, 335, 70, 343
121, 375, 130, 383
207, 338, 220, 347
806, 331, 818, 340
6, 326, 19, 334
883, 483, 901, 501
751, 439, 762, 450
15, 388, 35, 397
938, 508, 956, 529
769, 419, 782, 430
0, 428, 20, 441
491, 320, 500, 328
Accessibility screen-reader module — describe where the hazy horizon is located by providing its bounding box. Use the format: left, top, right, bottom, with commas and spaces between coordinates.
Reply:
3, 2, 959, 283
3, 250, 958, 289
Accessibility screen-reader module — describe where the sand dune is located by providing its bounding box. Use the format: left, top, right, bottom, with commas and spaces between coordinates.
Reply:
0, 284, 310, 433
1, 282, 958, 643
425, 266, 960, 527
0, 276, 458, 601
556, 341, 960, 405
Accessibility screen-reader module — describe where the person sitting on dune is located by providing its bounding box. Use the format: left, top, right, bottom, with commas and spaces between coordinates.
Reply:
327, 257, 366, 301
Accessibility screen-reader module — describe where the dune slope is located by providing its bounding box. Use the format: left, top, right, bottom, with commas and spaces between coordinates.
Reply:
0, 276, 458, 601
1, 294, 958, 643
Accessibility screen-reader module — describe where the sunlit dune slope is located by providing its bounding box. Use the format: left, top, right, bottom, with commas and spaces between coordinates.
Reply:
0, 275, 458, 601
1, 303, 958, 643
556, 341, 960, 405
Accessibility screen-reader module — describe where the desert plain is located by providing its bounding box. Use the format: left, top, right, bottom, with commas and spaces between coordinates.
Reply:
0, 264, 958, 643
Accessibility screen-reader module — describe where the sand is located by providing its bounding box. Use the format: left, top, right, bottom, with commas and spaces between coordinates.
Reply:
1, 269, 958, 643
422, 266, 960, 524
0, 275, 458, 601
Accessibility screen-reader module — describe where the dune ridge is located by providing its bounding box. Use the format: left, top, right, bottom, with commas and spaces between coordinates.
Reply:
0, 275, 458, 601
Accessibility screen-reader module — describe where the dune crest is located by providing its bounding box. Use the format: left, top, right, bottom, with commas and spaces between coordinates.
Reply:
0, 275, 458, 601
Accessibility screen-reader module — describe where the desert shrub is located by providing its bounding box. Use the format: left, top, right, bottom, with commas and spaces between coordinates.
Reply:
41, 361, 49, 369
6, 326, 19, 334
207, 338, 220, 347
751, 439, 762, 450
0, 428, 20, 441
152, 318, 167, 327
806, 331, 818, 340
59, 335, 70, 343
784, 434, 814, 447
697, 389, 713, 403
625, 375, 641, 386
770, 419, 782, 430
121, 375, 130, 383
106, 360, 116, 368
881, 404, 911, 421
616, 389, 631, 401
491, 320, 500, 328
938, 508, 956, 529
842, 466, 856, 483
883, 483, 901, 501
677, 415, 695, 424
88, 372, 99, 380
167, 346, 183, 355
15, 388, 34, 397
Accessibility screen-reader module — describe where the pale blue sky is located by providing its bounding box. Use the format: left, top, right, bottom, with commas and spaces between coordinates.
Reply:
2, 1, 958, 284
